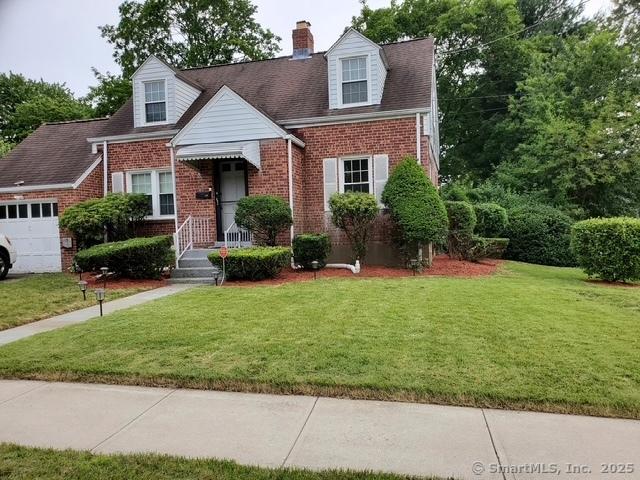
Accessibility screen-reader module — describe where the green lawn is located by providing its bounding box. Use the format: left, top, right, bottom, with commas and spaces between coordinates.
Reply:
0, 274, 150, 330
0, 444, 425, 480
0, 263, 639, 418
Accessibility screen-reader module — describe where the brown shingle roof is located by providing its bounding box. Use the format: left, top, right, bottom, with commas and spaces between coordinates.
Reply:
99, 37, 434, 137
0, 118, 107, 189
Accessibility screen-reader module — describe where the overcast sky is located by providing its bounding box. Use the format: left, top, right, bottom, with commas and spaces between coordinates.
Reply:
0, 0, 611, 97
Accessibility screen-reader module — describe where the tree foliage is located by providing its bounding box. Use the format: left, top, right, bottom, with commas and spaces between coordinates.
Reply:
100, 0, 282, 77
84, 69, 132, 117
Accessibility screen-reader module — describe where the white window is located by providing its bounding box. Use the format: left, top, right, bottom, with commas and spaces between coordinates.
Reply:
144, 80, 167, 123
127, 170, 174, 218
339, 157, 372, 193
341, 56, 368, 105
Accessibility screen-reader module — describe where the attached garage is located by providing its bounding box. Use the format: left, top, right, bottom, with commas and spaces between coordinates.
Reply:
0, 200, 61, 273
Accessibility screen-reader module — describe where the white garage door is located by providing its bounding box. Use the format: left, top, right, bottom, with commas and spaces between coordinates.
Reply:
0, 201, 61, 273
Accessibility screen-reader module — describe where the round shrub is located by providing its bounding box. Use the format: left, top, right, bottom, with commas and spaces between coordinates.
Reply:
445, 201, 476, 259
235, 195, 292, 246
381, 157, 448, 257
505, 204, 575, 266
208, 246, 290, 280
474, 203, 508, 237
329, 192, 379, 262
74, 235, 173, 279
571, 217, 640, 282
293, 233, 331, 269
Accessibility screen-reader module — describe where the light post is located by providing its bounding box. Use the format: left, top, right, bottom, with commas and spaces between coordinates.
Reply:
78, 280, 88, 301
213, 270, 220, 286
409, 258, 419, 276
95, 288, 106, 317
100, 267, 109, 288
311, 260, 320, 280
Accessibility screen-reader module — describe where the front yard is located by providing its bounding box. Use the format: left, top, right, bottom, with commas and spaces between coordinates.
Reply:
0, 262, 638, 418
0, 274, 152, 330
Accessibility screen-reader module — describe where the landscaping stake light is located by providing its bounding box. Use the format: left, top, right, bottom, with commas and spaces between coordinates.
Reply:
100, 267, 109, 288
410, 258, 419, 276
78, 280, 88, 301
95, 288, 106, 317
311, 260, 320, 280
213, 269, 220, 286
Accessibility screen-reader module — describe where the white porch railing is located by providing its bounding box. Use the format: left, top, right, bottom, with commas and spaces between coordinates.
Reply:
174, 216, 214, 263
224, 222, 253, 248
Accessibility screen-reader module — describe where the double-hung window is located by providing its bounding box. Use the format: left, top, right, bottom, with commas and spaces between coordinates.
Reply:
144, 80, 167, 123
341, 56, 368, 105
340, 157, 372, 193
127, 170, 174, 218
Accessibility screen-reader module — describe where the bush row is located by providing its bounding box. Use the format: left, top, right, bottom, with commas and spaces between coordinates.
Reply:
208, 247, 291, 280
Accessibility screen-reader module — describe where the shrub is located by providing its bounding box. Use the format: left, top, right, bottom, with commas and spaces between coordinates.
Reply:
208, 247, 290, 280
571, 217, 640, 282
74, 235, 173, 279
234, 195, 293, 246
60, 193, 150, 248
505, 204, 575, 266
466, 236, 510, 261
474, 203, 508, 237
329, 192, 379, 262
381, 157, 448, 262
440, 181, 470, 202
445, 201, 477, 259
293, 233, 332, 269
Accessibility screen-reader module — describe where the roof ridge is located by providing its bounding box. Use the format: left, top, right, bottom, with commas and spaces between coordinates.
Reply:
44, 117, 110, 126
380, 36, 434, 46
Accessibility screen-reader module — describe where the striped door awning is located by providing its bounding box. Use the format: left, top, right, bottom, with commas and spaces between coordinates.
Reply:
175, 141, 261, 169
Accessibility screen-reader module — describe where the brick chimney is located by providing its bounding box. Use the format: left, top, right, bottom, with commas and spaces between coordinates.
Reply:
292, 20, 314, 59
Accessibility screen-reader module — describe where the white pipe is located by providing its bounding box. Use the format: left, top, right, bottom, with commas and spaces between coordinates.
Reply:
170, 146, 179, 233
287, 138, 294, 243
102, 140, 108, 196
326, 260, 361, 274
416, 113, 421, 164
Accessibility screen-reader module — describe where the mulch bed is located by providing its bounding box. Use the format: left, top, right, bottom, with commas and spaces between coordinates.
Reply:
225, 255, 502, 287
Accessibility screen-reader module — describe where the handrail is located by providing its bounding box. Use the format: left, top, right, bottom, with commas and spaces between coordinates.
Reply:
174, 215, 193, 266
224, 222, 252, 248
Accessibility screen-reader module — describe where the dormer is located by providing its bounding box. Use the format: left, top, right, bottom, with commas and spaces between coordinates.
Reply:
131, 55, 201, 128
325, 28, 389, 110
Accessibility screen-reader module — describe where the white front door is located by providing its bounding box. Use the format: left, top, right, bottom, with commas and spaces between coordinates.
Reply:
219, 160, 247, 232
0, 201, 62, 273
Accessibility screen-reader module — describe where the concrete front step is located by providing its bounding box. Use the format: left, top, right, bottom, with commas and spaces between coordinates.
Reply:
180, 248, 216, 259
171, 266, 219, 279
169, 277, 217, 285
178, 257, 213, 269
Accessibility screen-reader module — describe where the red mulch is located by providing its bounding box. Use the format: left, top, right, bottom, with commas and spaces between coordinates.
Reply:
83, 275, 167, 290
225, 255, 502, 287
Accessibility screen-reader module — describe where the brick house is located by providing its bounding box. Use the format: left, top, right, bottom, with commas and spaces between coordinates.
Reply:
0, 22, 439, 273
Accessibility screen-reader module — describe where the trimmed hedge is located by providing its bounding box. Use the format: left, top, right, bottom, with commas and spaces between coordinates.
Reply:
208, 247, 290, 280
474, 203, 508, 237
466, 237, 510, 261
293, 234, 331, 269
329, 192, 378, 261
571, 217, 640, 282
505, 204, 575, 266
74, 235, 173, 279
445, 201, 476, 259
235, 195, 292, 246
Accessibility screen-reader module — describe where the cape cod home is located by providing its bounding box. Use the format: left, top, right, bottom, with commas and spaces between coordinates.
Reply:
0, 22, 440, 274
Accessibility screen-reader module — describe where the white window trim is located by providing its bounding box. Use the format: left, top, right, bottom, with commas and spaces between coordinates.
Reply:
142, 79, 169, 126
338, 155, 373, 194
125, 169, 175, 220
337, 54, 373, 109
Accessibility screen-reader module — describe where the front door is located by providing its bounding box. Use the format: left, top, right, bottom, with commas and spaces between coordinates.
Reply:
217, 160, 247, 240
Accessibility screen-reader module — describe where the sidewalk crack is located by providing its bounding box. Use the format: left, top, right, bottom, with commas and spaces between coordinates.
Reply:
482, 408, 507, 480
0, 382, 47, 407
281, 396, 319, 468
90, 388, 177, 453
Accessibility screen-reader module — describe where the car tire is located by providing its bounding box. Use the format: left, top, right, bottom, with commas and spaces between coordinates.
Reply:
0, 251, 9, 280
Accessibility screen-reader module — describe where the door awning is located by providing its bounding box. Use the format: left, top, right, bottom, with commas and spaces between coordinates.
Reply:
175, 141, 261, 169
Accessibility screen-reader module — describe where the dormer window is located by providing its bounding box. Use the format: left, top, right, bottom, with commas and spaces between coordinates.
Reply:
341, 56, 368, 105
144, 80, 167, 123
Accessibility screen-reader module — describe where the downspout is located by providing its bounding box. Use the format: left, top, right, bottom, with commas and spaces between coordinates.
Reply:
169, 146, 179, 233
102, 141, 108, 197
287, 138, 299, 269
415, 113, 421, 164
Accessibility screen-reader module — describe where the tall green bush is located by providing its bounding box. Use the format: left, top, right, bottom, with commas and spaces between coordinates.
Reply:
59, 193, 149, 248
505, 204, 575, 266
234, 195, 292, 246
445, 201, 476, 260
74, 235, 173, 279
382, 157, 448, 263
571, 217, 640, 282
293, 233, 332, 269
474, 203, 508, 237
329, 192, 378, 262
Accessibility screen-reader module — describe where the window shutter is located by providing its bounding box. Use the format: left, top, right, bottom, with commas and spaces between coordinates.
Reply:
112, 172, 124, 193
373, 154, 389, 206
323, 158, 338, 211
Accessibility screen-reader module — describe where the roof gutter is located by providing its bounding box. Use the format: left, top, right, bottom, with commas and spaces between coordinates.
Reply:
280, 108, 429, 129
0, 183, 74, 194
87, 129, 179, 145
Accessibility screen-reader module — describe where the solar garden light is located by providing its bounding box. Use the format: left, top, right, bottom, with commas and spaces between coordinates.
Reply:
78, 280, 88, 301
100, 266, 109, 288
409, 258, 419, 276
213, 269, 220, 286
311, 260, 320, 280
95, 288, 106, 317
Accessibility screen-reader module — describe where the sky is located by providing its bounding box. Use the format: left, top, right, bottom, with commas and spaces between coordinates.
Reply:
0, 0, 612, 97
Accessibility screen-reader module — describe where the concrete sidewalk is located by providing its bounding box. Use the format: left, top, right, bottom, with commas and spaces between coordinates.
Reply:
0, 381, 638, 479
0, 285, 194, 346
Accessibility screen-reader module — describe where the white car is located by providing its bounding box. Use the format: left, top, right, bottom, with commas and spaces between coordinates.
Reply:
0, 234, 17, 280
